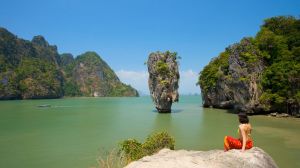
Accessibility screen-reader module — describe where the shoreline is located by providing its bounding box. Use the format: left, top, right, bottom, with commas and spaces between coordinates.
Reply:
203, 106, 300, 118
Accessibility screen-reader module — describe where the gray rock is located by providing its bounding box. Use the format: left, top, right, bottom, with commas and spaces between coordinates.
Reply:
32, 35, 49, 47
201, 38, 265, 114
268, 112, 290, 118
269, 112, 278, 117
147, 51, 179, 113
125, 147, 278, 168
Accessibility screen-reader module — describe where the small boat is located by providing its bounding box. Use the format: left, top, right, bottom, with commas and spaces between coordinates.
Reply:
37, 104, 51, 108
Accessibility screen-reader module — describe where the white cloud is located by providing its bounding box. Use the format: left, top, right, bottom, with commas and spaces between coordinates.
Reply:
116, 69, 200, 95
179, 69, 200, 95
116, 70, 149, 95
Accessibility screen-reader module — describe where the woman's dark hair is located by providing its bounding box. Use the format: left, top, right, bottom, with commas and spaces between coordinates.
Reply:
238, 113, 249, 124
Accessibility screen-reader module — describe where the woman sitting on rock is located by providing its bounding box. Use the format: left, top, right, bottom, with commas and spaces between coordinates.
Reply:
224, 113, 253, 152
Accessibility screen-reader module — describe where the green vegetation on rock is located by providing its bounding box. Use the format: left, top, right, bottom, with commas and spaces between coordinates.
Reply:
198, 16, 300, 115
198, 51, 229, 92
16, 57, 63, 99
257, 17, 300, 113
154, 51, 180, 82
119, 131, 175, 163
0, 27, 139, 99
0, 27, 63, 99
147, 51, 180, 112
61, 51, 139, 97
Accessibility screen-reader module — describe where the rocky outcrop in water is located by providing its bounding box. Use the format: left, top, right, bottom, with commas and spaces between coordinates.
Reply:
62, 52, 139, 97
200, 38, 265, 113
199, 16, 300, 116
147, 51, 179, 113
125, 147, 278, 168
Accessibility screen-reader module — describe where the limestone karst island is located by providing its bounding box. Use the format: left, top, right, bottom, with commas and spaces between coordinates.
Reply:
0, 1, 300, 168
147, 51, 180, 113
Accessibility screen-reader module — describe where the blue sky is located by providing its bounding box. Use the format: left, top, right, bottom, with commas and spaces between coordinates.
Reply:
1, 0, 299, 94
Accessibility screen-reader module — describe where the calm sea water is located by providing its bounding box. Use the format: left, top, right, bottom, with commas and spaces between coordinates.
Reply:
0, 96, 299, 168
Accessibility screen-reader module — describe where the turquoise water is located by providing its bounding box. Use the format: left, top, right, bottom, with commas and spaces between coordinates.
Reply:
0, 96, 299, 168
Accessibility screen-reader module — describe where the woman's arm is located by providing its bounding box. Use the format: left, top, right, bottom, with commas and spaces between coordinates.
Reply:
239, 125, 247, 152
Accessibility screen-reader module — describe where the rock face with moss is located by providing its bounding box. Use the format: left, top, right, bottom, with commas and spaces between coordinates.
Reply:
198, 16, 300, 116
199, 38, 265, 112
0, 27, 138, 99
147, 51, 179, 113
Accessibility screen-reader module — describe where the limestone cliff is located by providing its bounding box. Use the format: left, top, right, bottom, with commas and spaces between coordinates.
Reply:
62, 52, 139, 97
199, 16, 300, 116
200, 38, 265, 113
0, 27, 139, 99
147, 51, 179, 113
0, 27, 63, 99
125, 148, 278, 168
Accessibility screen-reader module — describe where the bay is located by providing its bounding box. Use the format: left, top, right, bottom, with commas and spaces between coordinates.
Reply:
0, 96, 299, 168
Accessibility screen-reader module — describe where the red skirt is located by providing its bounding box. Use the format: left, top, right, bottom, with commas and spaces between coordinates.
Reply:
224, 136, 253, 151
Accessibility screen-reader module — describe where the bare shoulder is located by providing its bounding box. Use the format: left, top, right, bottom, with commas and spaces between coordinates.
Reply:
239, 124, 244, 130
245, 123, 252, 129
239, 123, 251, 130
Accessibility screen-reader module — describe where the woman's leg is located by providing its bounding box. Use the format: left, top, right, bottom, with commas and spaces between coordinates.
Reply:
224, 136, 242, 151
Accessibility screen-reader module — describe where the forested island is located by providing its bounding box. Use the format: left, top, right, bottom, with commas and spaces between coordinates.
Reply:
0, 28, 138, 100
198, 16, 300, 117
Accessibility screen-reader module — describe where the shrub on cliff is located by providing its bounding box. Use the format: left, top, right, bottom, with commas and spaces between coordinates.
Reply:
119, 131, 175, 163
97, 148, 126, 168
197, 51, 229, 91
142, 131, 175, 155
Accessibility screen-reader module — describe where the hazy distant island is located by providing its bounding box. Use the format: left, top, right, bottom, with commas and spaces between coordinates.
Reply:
0, 28, 139, 100
198, 16, 300, 117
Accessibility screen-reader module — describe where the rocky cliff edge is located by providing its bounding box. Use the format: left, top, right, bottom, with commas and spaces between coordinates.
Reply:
125, 147, 278, 168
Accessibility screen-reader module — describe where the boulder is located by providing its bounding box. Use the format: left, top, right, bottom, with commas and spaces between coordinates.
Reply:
125, 147, 278, 168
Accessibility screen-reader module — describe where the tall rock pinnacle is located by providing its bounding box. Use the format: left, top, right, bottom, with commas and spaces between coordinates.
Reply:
147, 51, 180, 113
